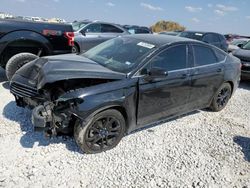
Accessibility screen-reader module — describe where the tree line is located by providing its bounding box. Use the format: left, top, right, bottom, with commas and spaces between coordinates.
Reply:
150, 20, 185, 33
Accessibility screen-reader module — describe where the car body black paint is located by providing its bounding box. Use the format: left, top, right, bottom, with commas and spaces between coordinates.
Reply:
10, 34, 241, 136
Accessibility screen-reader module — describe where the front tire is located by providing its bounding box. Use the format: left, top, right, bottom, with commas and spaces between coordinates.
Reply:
210, 83, 232, 112
74, 109, 126, 154
6, 53, 38, 81
72, 45, 80, 53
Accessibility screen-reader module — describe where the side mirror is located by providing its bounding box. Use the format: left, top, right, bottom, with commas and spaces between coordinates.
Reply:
142, 67, 168, 81
80, 30, 86, 36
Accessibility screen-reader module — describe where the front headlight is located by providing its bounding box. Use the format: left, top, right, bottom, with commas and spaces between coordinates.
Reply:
17, 58, 48, 79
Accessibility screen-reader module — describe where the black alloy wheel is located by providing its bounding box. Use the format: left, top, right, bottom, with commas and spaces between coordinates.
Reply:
74, 109, 125, 154
85, 116, 122, 151
216, 87, 231, 108
210, 83, 232, 112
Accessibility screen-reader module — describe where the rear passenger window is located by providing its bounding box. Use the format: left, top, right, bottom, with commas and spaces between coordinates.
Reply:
150, 45, 187, 71
193, 45, 218, 66
203, 34, 220, 43
203, 34, 213, 43
218, 35, 226, 42
214, 48, 226, 62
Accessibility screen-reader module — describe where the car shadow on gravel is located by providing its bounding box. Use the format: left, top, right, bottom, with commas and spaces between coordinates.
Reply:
3, 101, 82, 154
0, 68, 9, 89
239, 81, 250, 90
1, 82, 9, 89
0, 68, 7, 82
234, 136, 250, 162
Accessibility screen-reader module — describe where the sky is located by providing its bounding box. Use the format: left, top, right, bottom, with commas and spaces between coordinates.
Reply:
1, 0, 250, 35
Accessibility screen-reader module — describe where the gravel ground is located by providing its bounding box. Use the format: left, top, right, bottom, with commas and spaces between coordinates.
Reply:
0, 68, 250, 187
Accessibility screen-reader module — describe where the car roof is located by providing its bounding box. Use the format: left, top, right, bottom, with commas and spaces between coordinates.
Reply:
181, 30, 222, 35
125, 34, 197, 47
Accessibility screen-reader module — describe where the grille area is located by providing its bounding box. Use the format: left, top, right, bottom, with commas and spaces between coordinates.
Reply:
10, 82, 38, 98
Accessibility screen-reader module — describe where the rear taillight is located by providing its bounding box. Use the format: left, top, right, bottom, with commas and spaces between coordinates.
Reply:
64, 32, 74, 46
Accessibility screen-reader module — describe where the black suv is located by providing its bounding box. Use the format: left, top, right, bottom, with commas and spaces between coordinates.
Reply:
0, 19, 74, 80
179, 31, 228, 52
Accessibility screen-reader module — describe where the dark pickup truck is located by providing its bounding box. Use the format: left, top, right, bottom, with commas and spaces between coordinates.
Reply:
0, 19, 74, 80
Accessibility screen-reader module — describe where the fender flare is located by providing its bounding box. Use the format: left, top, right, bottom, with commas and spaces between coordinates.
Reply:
0, 30, 53, 56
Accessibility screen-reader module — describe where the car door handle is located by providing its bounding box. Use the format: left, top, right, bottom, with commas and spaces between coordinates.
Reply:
217, 68, 222, 73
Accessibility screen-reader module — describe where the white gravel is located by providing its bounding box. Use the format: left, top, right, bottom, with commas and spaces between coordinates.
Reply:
0, 68, 250, 187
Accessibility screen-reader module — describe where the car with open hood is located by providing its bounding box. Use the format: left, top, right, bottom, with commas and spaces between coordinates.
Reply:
10, 34, 241, 154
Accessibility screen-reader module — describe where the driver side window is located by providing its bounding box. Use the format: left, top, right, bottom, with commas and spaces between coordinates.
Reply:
150, 45, 187, 71
83, 23, 101, 33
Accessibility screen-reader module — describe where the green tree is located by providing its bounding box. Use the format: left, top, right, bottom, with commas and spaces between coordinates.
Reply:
151, 20, 185, 33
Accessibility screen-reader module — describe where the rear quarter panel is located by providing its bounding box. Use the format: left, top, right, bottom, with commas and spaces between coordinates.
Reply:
224, 54, 241, 94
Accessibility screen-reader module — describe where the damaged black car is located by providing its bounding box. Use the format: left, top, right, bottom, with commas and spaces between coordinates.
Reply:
10, 34, 241, 154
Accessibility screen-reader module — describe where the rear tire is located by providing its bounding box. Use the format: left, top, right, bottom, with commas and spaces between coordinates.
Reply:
6, 53, 38, 81
210, 83, 232, 112
74, 109, 125, 154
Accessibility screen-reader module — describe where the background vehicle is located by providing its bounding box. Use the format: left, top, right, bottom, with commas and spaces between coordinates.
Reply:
228, 38, 250, 53
232, 41, 250, 80
158, 31, 180, 36
122, 25, 152, 34
73, 21, 130, 53
10, 35, 240, 154
224, 34, 241, 44
179, 31, 228, 52
0, 19, 74, 80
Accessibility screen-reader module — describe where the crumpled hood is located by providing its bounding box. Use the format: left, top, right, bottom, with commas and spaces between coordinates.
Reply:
15, 54, 126, 89
233, 49, 250, 62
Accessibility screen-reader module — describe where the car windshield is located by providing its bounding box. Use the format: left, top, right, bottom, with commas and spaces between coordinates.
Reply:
243, 41, 250, 50
179, 32, 203, 41
72, 22, 89, 31
82, 37, 156, 73
231, 40, 248, 46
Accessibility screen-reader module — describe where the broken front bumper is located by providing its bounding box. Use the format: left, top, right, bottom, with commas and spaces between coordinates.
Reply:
31, 101, 75, 135
32, 104, 52, 132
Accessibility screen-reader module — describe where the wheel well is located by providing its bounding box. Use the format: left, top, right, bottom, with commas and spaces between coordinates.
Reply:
225, 81, 234, 94
101, 106, 129, 131
0, 40, 48, 68
112, 106, 128, 122
74, 42, 80, 52
71, 105, 129, 131
96, 106, 128, 131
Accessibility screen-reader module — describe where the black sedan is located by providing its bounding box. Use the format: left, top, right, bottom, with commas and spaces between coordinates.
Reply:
10, 34, 241, 154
